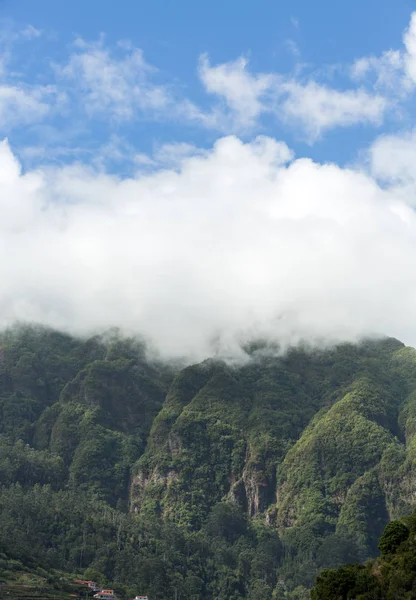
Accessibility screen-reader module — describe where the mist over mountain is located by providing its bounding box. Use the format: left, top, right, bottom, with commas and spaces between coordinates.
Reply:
2, 135, 416, 362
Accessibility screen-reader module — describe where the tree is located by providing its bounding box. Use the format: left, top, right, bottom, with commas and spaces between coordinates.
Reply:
378, 521, 409, 556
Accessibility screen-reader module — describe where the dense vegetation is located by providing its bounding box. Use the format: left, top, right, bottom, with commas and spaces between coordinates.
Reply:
311, 511, 416, 598
2, 324, 416, 598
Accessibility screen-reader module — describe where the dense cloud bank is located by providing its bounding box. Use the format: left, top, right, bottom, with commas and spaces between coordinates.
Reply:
1, 133, 416, 361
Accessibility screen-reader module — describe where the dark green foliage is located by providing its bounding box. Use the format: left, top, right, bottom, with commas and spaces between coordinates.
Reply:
311, 564, 381, 600
378, 521, 409, 556
0, 485, 282, 600
205, 502, 247, 542
311, 512, 416, 599
337, 470, 390, 555
0, 436, 65, 488
0, 325, 173, 504
69, 426, 142, 505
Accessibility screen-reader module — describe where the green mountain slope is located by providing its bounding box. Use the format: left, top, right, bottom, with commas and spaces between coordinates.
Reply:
131, 338, 416, 588
2, 325, 416, 597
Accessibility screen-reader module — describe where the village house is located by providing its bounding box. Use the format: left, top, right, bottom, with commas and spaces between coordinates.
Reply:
74, 580, 102, 593
93, 590, 118, 600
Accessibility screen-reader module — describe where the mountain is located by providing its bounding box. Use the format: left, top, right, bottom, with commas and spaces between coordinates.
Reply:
132, 337, 416, 589
2, 325, 416, 598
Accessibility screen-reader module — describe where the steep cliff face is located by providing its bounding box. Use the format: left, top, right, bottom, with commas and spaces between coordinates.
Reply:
131, 339, 413, 542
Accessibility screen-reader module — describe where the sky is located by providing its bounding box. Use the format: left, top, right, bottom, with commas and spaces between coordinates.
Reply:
2, 0, 416, 361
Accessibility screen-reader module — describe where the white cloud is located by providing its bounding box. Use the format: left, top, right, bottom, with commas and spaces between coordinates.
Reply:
0, 22, 54, 131
351, 51, 404, 90
195, 11, 416, 139
0, 25, 399, 143
152, 142, 208, 168
278, 81, 388, 140
0, 22, 42, 45
52, 13, 416, 139
370, 130, 416, 184
351, 11, 416, 95
0, 84, 54, 129
18, 25, 42, 40
403, 13, 416, 84
285, 39, 301, 59
2, 13, 416, 364
57, 39, 389, 139
2, 134, 416, 361
198, 55, 275, 130
55, 38, 211, 131
58, 39, 171, 120
197, 54, 389, 139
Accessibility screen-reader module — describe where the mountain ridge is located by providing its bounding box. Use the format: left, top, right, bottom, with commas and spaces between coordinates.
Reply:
1, 324, 416, 597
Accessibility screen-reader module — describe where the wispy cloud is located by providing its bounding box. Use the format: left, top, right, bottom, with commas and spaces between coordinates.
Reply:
198, 55, 275, 131
0, 22, 57, 131
0, 85, 54, 128
197, 54, 389, 140
290, 17, 300, 30
404, 13, 416, 85
18, 25, 42, 40
3, 12, 416, 158
351, 11, 416, 95
50, 33, 396, 140
57, 38, 171, 120
351, 51, 404, 91
194, 12, 416, 139
277, 81, 388, 140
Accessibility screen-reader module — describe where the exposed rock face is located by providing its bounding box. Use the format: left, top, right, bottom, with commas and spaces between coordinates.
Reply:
130, 337, 416, 552
131, 469, 179, 514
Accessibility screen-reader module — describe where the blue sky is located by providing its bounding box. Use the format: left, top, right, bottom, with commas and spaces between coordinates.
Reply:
3, 1, 416, 359
1, 0, 416, 171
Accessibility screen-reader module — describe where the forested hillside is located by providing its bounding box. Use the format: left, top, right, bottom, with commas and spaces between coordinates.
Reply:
311, 510, 416, 598
2, 325, 416, 598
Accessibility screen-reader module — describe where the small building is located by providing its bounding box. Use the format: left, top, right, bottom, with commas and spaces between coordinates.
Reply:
94, 591, 118, 600
88, 583, 101, 592
134, 596, 148, 600
74, 581, 101, 592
